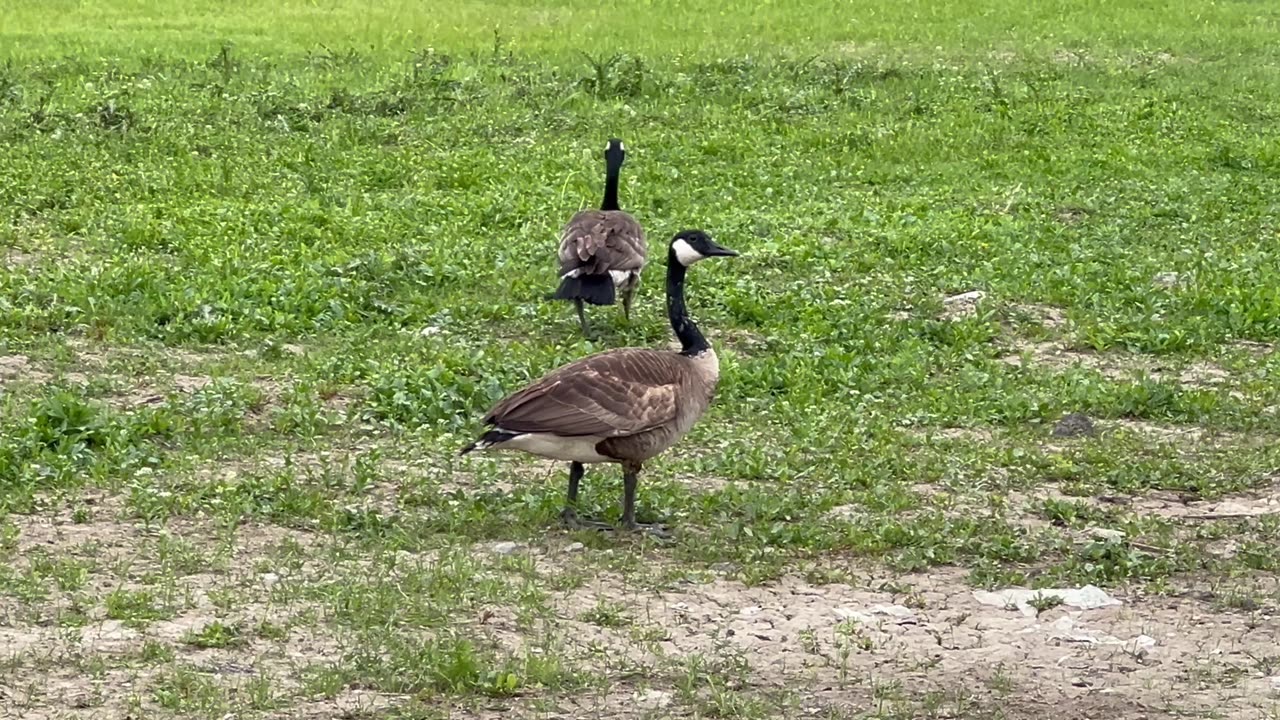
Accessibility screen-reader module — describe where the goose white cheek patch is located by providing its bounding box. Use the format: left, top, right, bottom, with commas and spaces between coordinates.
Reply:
672, 239, 706, 266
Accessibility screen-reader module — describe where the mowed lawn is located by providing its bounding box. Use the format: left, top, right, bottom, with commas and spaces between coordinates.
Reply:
2, 1, 1280, 718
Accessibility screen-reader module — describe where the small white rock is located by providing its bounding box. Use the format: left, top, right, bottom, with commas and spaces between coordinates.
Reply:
1053, 632, 1100, 645
973, 584, 1122, 617
870, 604, 915, 619
1152, 271, 1181, 288
1127, 635, 1157, 655
834, 607, 872, 623
1067, 584, 1124, 610
260, 572, 280, 587
419, 325, 443, 337
565, 542, 585, 552
827, 504, 860, 520
1087, 527, 1127, 542
490, 541, 520, 555
943, 290, 986, 305
940, 290, 987, 320
1048, 616, 1077, 632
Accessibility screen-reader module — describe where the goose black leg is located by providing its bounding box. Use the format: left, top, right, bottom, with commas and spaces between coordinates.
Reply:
620, 461, 671, 539
574, 299, 590, 336
558, 461, 611, 531
621, 286, 635, 322
566, 460, 583, 506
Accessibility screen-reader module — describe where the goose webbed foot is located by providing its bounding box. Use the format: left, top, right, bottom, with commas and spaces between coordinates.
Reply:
558, 507, 613, 532
622, 519, 674, 540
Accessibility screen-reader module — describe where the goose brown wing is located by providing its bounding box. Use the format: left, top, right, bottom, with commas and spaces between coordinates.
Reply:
557, 210, 647, 276
484, 348, 679, 437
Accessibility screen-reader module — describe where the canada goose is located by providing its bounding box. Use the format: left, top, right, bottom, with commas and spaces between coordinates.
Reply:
462, 229, 738, 536
552, 138, 647, 336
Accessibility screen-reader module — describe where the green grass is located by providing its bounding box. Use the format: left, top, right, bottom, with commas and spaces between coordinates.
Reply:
2, 1, 1280, 717
5, 0, 1277, 61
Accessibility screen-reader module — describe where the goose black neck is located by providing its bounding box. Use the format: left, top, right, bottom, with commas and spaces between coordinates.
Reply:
601, 156, 622, 211
666, 249, 710, 356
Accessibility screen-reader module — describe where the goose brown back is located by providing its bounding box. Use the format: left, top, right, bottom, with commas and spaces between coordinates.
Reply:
558, 210, 647, 279
484, 347, 719, 462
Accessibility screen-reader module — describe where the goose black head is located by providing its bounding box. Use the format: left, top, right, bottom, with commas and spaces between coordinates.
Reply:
604, 138, 626, 168
670, 229, 738, 267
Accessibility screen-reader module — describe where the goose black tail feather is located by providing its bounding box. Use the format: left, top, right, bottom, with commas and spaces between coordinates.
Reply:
459, 428, 521, 456
553, 273, 615, 306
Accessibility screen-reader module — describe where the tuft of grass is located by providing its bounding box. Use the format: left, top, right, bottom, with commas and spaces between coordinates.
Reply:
104, 588, 175, 628
1027, 592, 1065, 615
182, 620, 245, 649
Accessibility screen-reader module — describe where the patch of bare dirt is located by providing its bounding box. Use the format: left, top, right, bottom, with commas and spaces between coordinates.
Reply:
59, 340, 311, 412
1001, 340, 1235, 389
0, 354, 50, 384
1128, 481, 1280, 522
4, 247, 40, 267
1051, 48, 1091, 65
1109, 418, 1208, 443
940, 290, 986, 320
719, 328, 769, 358
1229, 339, 1274, 355
1006, 479, 1280, 524
391, 454, 528, 497
270, 690, 403, 719
1055, 207, 1090, 225
912, 426, 995, 442
1011, 302, 1068, 329
667, 472, 733, 493
67, 339, 231, 368
7, 493, 134, 554
533, 569, 1280, 718
1, 505, 335, 720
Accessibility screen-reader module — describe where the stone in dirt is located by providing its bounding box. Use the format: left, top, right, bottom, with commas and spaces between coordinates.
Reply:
944, 290, 986, 304
1051, 412, 1096, 438
972, 584, 1122, 617
941, 290, 987, 319
834, 604, 916, 624
1086, 527, 1126, 542
490, 541, 520, 555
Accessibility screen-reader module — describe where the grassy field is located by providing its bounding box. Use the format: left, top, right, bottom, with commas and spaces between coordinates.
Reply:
2, 0, 1280, 717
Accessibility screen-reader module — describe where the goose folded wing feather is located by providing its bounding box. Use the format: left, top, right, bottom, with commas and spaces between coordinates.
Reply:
560, 211, 646, 275
485, 350, 680, 437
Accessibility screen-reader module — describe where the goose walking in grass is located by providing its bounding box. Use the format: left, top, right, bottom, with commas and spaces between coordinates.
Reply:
463, 229, 738, 537
552, 138, 647, 336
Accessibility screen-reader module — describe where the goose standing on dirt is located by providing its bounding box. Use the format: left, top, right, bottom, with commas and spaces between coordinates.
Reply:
552, 138, 647, 336
463, 229, 738, 536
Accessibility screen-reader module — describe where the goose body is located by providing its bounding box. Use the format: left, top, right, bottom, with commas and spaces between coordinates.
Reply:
465, 346, 720, 464
464, 230, 737, 535
552, 139, 647, 334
